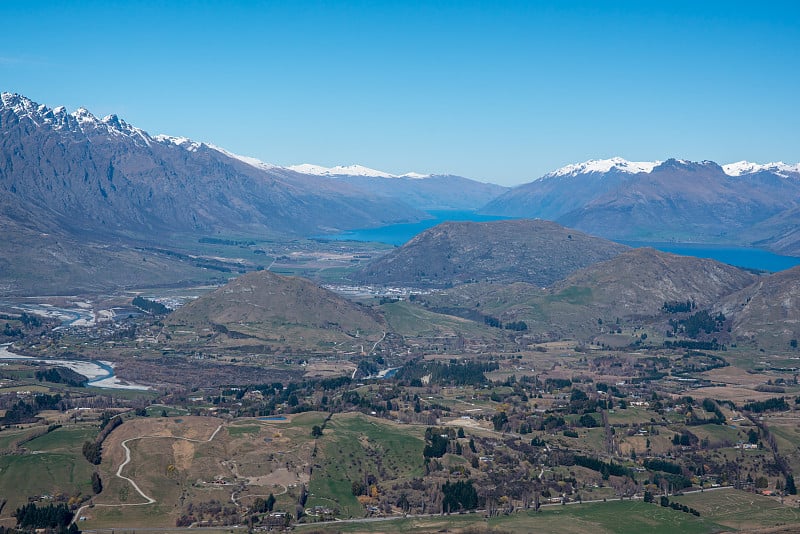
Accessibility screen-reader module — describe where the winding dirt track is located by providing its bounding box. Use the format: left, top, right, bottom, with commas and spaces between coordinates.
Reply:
72, 424, 223, 523
115, 438, 156, 504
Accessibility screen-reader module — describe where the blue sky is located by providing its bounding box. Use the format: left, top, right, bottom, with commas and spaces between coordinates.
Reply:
2, 1, 799, 185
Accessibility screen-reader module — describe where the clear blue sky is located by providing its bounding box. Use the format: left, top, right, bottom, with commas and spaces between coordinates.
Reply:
2, 1, 798, 185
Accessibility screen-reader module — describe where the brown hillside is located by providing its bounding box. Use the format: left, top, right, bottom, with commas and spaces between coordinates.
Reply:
353, 219, 629, 288
167, 270, 385, 347
718, 265, 800, 349
553, 248, 759, 317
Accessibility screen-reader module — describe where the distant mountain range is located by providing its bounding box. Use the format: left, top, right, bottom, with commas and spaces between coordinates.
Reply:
0, 92, 425, 241
482, 157, 800, 256
290, 164, 508, 211
0, 93, 504, 239
3, 91, 799, 297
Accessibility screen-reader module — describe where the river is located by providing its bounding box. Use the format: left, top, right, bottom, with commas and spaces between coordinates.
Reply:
0, 344, 150, 390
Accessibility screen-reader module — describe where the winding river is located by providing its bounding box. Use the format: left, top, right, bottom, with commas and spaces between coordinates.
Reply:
0, 344, 149, 390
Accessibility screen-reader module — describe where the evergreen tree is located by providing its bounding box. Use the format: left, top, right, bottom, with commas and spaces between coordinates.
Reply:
787, 474, 797, 495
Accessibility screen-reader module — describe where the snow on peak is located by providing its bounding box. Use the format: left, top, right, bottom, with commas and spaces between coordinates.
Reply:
153, 136, 276, 170
723, 161, 800, 177
330, 164, 395, 178
0, 93, 55, 126
153, 134, 202, 152
400, 172, 428, 179
71, 107, 98, 124
288, 163, 331, 175
207, 144, 276, 171
545, 157, 661, 178
1, 92, 36, 112
287, 163, 429, 179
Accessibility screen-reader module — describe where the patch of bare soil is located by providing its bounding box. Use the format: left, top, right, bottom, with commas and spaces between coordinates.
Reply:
101, 416, 223, 473
172, 440, 195, 470
248, 467, 309, 487
304, 360, 356, 379
692, 386, 780, 403
702, 366, 768, 387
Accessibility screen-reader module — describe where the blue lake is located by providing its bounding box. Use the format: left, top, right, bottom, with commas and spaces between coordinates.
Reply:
315, 211, 800, 273
618, 241, 800, 273
314, 210, 510, 246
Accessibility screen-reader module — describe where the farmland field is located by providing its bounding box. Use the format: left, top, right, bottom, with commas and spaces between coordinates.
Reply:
295, 499, 726, 533
673, 488, 800, 531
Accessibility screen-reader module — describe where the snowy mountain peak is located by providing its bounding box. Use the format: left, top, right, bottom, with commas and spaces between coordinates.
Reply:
288, 163, 334, 175
154, 134, 202, 152
71, 107, 98, 124
1, 92, 56, 123
207, 144, 276, 171
1, 92, 36, 112
723, 161, 800, 178
330, 164, 395, 178
545, 157, 661, 178
152, 136, 276, 169
287, 163, 429, 179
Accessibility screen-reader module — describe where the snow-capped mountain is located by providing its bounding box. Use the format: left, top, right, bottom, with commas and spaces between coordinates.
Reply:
544, 157, 800, 180
544, 157, 662, 178
288, 163, 428, 179
481, 157, 800, 255
286, 163, 506, 210
0, 92, 424, 276
723, 161, 800, 178
282, 163, 507, 210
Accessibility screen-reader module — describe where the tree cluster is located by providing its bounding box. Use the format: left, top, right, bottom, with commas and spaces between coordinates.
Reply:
442, 480, 478, 512
662, 300, 695, 314
132, 296, 169, 315
14, 503, 74, 530
35, 366, 86, 387
743, 397, 789, 413
572, 455, 632, 478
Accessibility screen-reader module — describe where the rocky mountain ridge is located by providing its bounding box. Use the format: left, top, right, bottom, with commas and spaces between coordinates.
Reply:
0, 92, 426, 240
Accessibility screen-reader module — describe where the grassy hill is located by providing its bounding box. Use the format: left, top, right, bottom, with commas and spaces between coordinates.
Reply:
553, 248, 758, 317
165, 269, 386, 353
718, 265, 800, 350
409, 248, 760, 343
352, 219, 629, 289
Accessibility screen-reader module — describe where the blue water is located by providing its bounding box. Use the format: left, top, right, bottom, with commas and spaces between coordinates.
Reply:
85, 360, 115, 386
619, 241, 800, 273
383, 368, 399, 378
259, 416, 287, 421
314, 210, 511, 246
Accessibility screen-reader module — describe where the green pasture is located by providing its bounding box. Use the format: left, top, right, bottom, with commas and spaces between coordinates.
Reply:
297, 499, 724, 533
674, 488, 800, 531
308, 413, 425, 519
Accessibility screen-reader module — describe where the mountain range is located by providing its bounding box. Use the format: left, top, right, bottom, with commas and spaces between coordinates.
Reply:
0, 92, 416, 241
2, 91, 799, 297
0, 93, 504, 293
482, 157, 800, 255
0, 93, 503, 234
